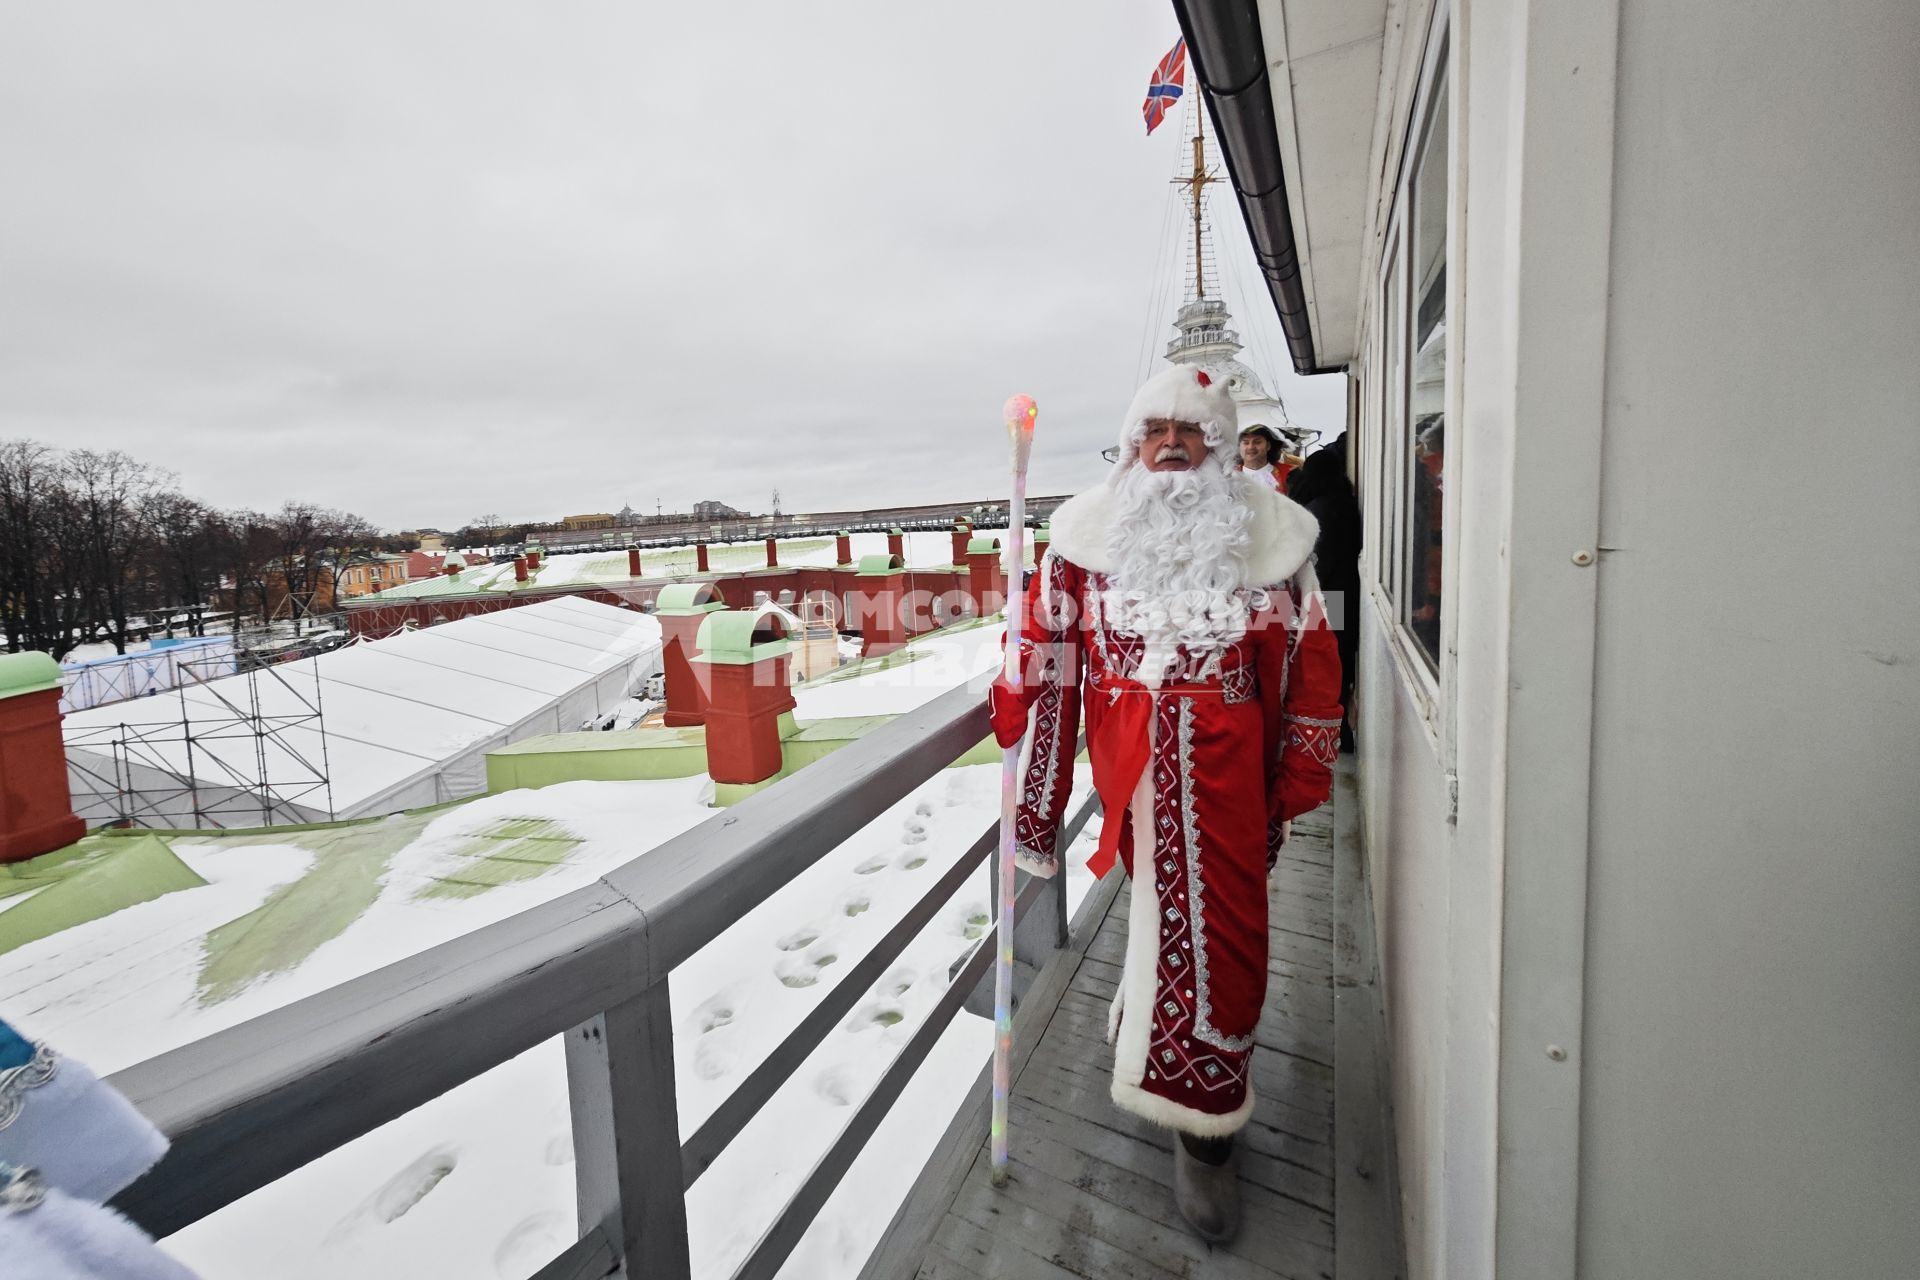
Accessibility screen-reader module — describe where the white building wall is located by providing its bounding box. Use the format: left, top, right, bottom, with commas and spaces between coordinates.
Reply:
1348, 0, 1919, 1275
1576, 1, 1920, 1275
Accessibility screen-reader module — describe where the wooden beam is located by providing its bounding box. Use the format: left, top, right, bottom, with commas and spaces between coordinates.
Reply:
565, 984, 690, 1279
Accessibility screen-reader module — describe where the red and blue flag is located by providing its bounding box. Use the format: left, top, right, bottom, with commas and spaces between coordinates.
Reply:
1143, 38, 1187, 134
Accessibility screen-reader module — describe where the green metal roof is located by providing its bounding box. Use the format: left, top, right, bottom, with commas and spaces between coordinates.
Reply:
0, 652, 60, 700
693, 608, 793, 664
856, 553, 905, 575
965, 536, 1001, 555
656, 582, 725, 615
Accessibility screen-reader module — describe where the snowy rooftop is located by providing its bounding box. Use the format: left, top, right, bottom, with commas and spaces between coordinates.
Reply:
7, 615, 1099, 1278
361, 530, 1010, 602
62, 597, 662, 823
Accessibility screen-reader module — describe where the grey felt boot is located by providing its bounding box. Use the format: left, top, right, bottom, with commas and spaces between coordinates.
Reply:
1173, 1133, 1241, 1243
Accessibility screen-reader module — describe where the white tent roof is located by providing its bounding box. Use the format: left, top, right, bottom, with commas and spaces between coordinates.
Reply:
64, 597, 662, 826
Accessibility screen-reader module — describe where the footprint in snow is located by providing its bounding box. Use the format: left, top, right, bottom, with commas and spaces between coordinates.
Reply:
775, 925, 821, 953
914, 799, 935, 817
897, 849, 928, 870
776, 942, 841, 988
878, 967, 916, 998
494, 1212, 571, 1277
952, 904, 991, 941
688, 989, 738, 1035
900, 820, 929, 846
814, 1065, 860, 1106
846, 999, 907, 1032
694, 1034, 742, 1081
372, 1146, 459, 1224
853, 854, 891, 876
839, 892, 871, 917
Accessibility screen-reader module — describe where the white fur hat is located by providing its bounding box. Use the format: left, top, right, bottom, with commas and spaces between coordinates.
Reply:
1115, 365, 1239, 467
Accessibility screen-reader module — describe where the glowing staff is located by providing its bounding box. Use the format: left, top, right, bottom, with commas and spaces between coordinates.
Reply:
991, 393, 1037, 1187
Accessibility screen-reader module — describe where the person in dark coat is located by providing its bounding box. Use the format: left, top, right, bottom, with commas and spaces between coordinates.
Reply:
1287, 435, 1361, 752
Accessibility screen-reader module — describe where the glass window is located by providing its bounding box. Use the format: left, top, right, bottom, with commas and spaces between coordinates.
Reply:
1382, 237, 1406, 608
1401, 71, 1448, 670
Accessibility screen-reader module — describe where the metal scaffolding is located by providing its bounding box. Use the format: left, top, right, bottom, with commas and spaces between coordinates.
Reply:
63, 651, 337, 831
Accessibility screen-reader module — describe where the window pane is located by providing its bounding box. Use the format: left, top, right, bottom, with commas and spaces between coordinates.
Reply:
1402, 73, 1448, 670
1382, 240, 1405, 604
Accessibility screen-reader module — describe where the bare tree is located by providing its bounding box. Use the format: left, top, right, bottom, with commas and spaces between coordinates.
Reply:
141, 491, 229, 637
0, 439, 59, 654
0, 437, 393, 656
68, 449, 165, 653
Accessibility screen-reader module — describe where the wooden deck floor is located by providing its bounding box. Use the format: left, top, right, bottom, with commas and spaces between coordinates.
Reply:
902, 798, 1363, 1280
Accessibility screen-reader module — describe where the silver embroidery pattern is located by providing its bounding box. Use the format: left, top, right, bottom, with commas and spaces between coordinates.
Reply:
1015, 555, 1076, 861
1030, 649, 1064, 815
0, 1042, 58, 1131
1221, 663, 1257, 704
1178, 699, 1255, 1054
0, 1163, 46, 1215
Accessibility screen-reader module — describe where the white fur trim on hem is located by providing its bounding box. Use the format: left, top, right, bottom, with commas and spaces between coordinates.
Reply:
1103, 698, 1260, 1140
1111, 1073, 1258, 1139
1048, 472, 1319, 588
1109, 719, 1160, 1095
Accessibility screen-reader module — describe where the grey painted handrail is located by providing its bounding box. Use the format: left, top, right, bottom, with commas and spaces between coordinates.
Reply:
107, 675, 993, 1238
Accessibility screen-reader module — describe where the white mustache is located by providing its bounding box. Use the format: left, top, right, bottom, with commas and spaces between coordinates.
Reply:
1154, 446, 1190, 462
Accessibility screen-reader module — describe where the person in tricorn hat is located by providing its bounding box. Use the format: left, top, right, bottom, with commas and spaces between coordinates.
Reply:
1236, 421, 1292, 491
989, 364, 1343, 1242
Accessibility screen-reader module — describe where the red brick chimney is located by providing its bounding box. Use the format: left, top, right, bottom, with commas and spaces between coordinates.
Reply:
966, 537, 1005, 617
835, 531, 852, 565
656, 584, 725, 727
627, 546, 642, 578
950, 522, 971, 565
856, 555, 909, 656
0, 654, 86, 863
696, 542, 711, 573
694, 610, 796, 791
514, 557, 529, 583
765, 537, 779, 568
886, 528, 905, 561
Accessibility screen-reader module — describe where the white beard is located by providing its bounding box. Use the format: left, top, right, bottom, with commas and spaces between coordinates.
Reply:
1101, 456, 1254, 686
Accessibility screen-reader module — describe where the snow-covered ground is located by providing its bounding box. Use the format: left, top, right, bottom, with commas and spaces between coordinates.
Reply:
4, 619, 1098, 1279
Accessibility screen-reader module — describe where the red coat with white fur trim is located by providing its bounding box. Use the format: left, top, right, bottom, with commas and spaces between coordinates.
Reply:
999, 472, 1342, 1136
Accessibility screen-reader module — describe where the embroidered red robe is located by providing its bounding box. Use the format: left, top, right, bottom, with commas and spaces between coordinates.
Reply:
1001, 475, 1343, 1135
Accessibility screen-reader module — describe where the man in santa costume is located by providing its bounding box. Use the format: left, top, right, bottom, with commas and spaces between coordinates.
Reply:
989, 365, 1343, 1242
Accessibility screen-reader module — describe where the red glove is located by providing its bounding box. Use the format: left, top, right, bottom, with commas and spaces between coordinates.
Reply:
988, 676, 1028, 749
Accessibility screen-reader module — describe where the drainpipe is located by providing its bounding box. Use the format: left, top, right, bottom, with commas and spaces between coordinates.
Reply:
1173, 0, 1324, 374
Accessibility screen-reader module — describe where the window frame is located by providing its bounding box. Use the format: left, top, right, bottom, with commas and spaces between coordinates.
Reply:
1364, 9, 1454, 738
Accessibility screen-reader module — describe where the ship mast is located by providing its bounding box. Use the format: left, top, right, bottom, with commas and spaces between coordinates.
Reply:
1174, 100, 1221, 301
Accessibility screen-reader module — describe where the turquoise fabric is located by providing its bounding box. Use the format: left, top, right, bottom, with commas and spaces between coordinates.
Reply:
0, 1019, 32, 1070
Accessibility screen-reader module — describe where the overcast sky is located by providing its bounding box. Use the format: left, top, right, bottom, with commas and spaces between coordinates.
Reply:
0, 2, 1348, 530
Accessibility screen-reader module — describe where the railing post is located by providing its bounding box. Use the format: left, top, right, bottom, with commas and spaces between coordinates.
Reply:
564, 981, 690, 1280
958, 794, 1096, 1018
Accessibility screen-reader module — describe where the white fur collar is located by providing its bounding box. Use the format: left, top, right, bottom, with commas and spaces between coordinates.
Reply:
1046, 471, 1319, 588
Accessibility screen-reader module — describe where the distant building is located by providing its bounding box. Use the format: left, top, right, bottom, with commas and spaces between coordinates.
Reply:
257, 565, 337, 619
340, 554, 411, 599
561, 513, 617, 532
691, 500, 745, 520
